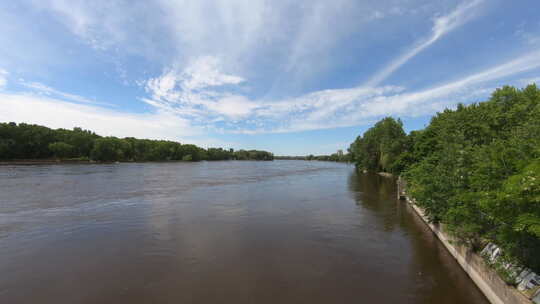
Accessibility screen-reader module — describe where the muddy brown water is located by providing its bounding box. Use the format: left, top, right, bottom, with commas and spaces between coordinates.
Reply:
0, 160, 488, 303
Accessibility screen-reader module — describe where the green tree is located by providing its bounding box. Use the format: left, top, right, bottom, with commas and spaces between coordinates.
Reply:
350, 117, 407, 173
0, 122, 274, 163
90, 137, 128, 161
349, 84, 540, 271
48, 142, 75, 159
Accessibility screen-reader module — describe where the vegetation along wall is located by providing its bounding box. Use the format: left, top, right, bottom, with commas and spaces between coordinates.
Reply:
351, 84, 540, 302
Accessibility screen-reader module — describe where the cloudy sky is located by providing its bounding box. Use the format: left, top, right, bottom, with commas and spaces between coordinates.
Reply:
1, 0, 540, 155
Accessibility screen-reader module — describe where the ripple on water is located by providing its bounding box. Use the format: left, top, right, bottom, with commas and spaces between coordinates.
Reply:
0, 161, 489, 304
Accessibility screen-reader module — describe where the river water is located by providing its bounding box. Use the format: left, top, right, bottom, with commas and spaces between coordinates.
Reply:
0, 160, 488, 303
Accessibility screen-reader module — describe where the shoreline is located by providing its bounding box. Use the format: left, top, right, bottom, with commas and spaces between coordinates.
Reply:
0, 159, 275, 166
0, 159, 94, 166
398, 177, 535, 304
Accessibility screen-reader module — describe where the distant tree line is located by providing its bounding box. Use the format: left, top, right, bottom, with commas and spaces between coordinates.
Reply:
276, 150, 351, 162
0, 123, 273, 162
348, 84, 540, 273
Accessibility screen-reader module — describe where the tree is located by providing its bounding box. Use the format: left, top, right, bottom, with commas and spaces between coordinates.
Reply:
90, 137, 128, 161
0, 122, 273, 162
48, 142, 74, 159
350, 117, 407, 173
349, 84, 540, 271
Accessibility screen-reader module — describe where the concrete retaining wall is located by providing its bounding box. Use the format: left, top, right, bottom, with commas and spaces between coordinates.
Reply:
406, 200, 531, 304
394, 177, 540, 303
396, 177, 538, 303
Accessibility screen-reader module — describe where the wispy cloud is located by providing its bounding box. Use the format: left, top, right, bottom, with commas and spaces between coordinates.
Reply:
142, 49, 540, 134
365, 0, 484, 87
5, 47, 537, 140
19, 80, 115, 107
0, 92, 201, 140
2, 0, 539, 154
31, 0, 161, 54
328, 49, 540, 129
144, 56, 256, 120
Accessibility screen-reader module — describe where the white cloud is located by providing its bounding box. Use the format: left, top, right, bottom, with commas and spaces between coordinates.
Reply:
19, 80, 115, 107
0, 69, 7, 89
6, 47, 538, 142
5, 0, 539, 144
330, 49, 540, 128
366, 0, 484, 87
211, 95, 257, 119
138, 48, 540, 134
145, 56, 255, 120
7, 43, 537, 140
143, 59, 407, 131
181, 56, 244, 91
227, 49, 540, 134
24, 0, 420, 84
0, 93, 201, 140
31, 0, 152, 52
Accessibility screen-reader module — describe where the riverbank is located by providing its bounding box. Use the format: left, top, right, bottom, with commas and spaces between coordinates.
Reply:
0, 159, 276, 166
0, 159, 94, 165
398, 177, 538, 304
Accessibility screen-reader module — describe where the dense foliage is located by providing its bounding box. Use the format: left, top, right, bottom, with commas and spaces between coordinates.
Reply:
349, 117, 408, 173
0, 122, 273, 162
349, 85, 540, 272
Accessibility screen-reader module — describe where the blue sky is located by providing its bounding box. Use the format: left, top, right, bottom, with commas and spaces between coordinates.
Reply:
1, 0, 540, 155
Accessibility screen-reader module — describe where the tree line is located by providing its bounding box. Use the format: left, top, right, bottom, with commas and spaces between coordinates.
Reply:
0, 123, 273, 162
349, 84, 540, 273
276, 150, 351, 162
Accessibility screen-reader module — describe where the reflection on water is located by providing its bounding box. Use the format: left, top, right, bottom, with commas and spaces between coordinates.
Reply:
0, 161, 487, 304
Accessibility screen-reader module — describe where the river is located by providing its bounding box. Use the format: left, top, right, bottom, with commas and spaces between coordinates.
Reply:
0, 160, 488, 303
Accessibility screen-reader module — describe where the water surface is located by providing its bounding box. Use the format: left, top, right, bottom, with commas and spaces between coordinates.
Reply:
0, 161, 488, 303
